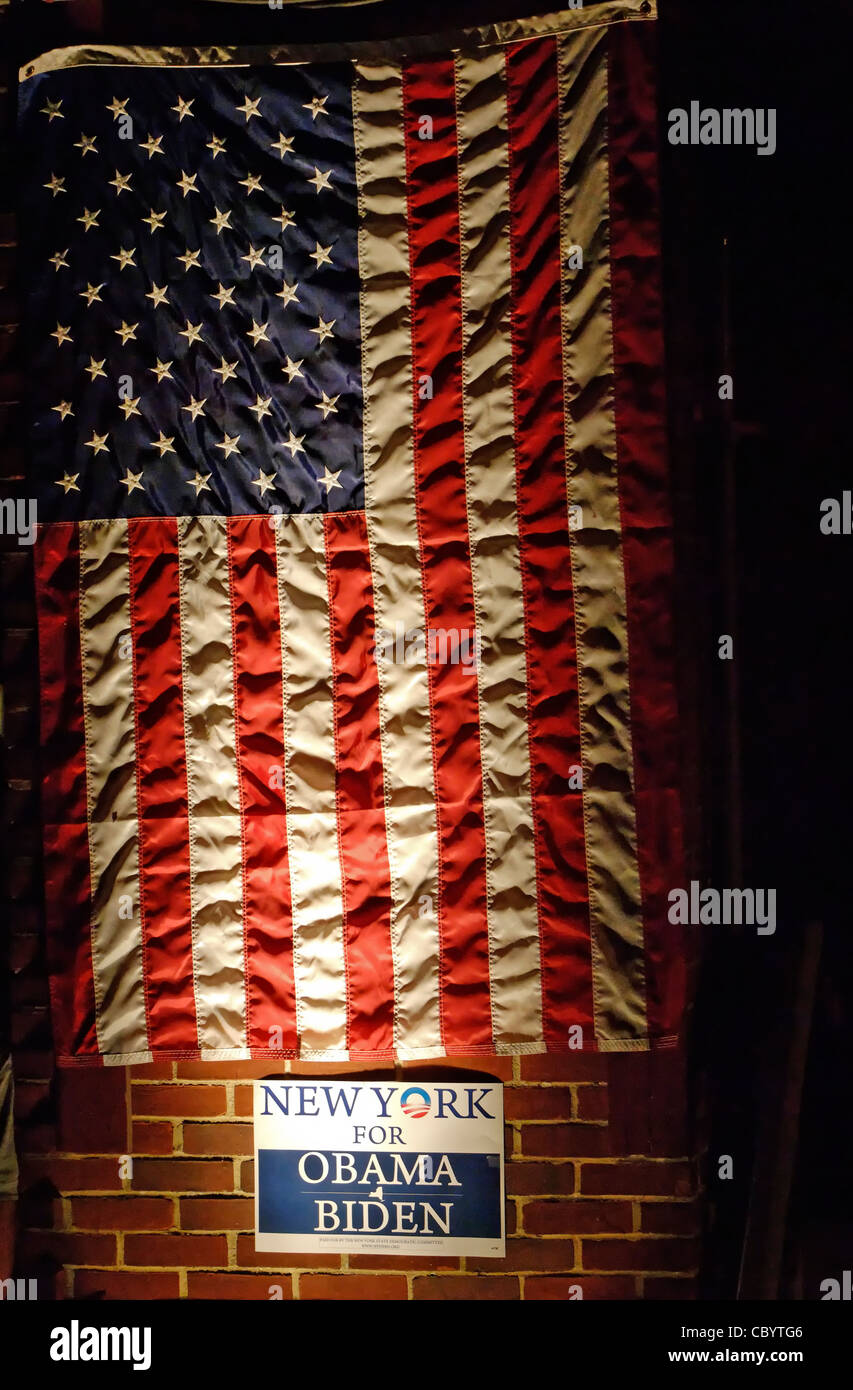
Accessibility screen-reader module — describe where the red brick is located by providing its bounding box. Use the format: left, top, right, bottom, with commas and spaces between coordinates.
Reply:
405, 1056, 514, 1082
19, 1156, 122, 1192
520, 1054, 607, 1082
468, 1239, 576, 1273
234, 1086, 253, 1117
16, 1230, 117, 1267
299, 1274, 407, 1300
239, 1160, 254, 1193
504, 1088, 571, 1121
70, 1197, 173, 1231
180, 1197, 254, 1231
506, 1200, 517, 1235
575, 1085, 609, 1121
183, 1122, 252, 1156
349, 1254, 459, 1271
640, 1201, 701, 1236
177, 1062, 289, 1079
579, 1161, 694, 1198
125, 1233, 228, 1267
132, 1084, 227, 1117
521, 1124, 610, 1158
413, 1276, 520, 1300
581, 1237, 700, 1273
523, 1199, 632, 1236
132, 1159, 233, 1192
642, 1276, 699, 1299
57, 1070, 127, 1153
506, 1161, 575, 1196
132, 1121, 174, 1156
129, 1062, 174, 1079
187, 1272, 294, 1300
73, 1269, 180, 1300
525, 1275, 637, 1300
235, 1234, 340, 1270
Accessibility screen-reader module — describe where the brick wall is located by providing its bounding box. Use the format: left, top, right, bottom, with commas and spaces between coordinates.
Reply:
10, 1053, 702, 1301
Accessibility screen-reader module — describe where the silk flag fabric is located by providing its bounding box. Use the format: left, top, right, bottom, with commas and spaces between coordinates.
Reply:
20, 0, 685, 1065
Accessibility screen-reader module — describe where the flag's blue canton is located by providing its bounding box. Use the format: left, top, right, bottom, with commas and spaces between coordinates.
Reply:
20, 63, 363, 520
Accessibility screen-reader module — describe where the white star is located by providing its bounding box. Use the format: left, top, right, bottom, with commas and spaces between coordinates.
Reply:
241, 245, 266, 271
52, 401, 74, 420
49, 249, 69, 271
217, 433, 241, 459
58, 472, 79, 493
210, 207, 232, 235
115, 320, 138, 344
119, 395, 142, 419
182, 396, 207, 421
51, 323, 72, 346
111, 247, 137, 270
85, 431, 109, 455
207, 134, 226, 159
276, 281, 299, 308
213, 358, 239, 383
179, 320, 204, 346
309, 241, 333, 269
143, 209, 167, 233
253, 470, 275, 497
308, 166, 333, 194
319, 466, 343, 494
246, 320, 270, 347
282, 357, 303, 382
75, 133, 98, 157
177, 170, 199, 197
211, 283, 236, 310
145, 283, 169, 308
107, 97, 129, 119
272, 206, 295, 233
77, 208, 100, 232
140, 134, 164, 159
303, 95, 328, 120
85, 357, 107, 381
109, 170, 132, 195
311, 316, 336, 344
41, 99, 64, 121
150, 432, 175, 457
238, 173, 263, 195
79, 282, 105, 306
237, 96, 262, 122
271, 132, 294, 158
121, 468, 144, 493
190, 471, 211, 495
250, 395, 273, 420
44, 173, 65, 196
177, 248, 202, 272
315, 391, 339, 419
172, 96, 194, 121
280, 430, 305, 458
150, 359, 173, 383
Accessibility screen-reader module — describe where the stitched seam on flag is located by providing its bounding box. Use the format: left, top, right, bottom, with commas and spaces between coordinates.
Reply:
322, 519, 352, 1056
273, 522, 305, 1048
176, 517, 203, 1051
77, 523, 108, 1052
504, 50, 549, 1043
351, 69, 403, 1054
453, 54, 496, 1048
402, 63, 447, 1054
556, 36, 601, 1050
226, 520, 252, 1052
126, 520, 153, 1044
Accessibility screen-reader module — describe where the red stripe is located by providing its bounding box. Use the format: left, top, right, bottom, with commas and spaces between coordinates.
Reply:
403, 58, 492, 1050
34, 523, 98, 1060
229, 515, 297, 1054
506, 37, 594, 1044
323, 511, 394, 1054
127, 517, 196, 1052
608, 22, 685, 1044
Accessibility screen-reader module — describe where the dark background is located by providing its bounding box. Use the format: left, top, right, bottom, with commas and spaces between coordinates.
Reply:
5, 0, 851, 1298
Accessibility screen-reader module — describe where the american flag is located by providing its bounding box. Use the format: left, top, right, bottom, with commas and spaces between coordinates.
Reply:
21, 1, 686, 1065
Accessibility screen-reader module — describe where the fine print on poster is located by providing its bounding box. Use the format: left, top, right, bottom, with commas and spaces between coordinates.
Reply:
254, 1080, 505, 1257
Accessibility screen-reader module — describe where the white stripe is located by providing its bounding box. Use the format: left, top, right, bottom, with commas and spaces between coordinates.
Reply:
178, 515, 246, 1052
